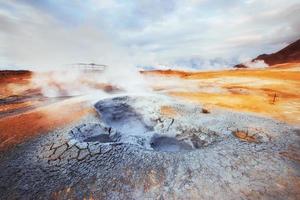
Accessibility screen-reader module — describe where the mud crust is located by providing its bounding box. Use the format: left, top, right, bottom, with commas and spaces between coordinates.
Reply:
0, 95, 299, 200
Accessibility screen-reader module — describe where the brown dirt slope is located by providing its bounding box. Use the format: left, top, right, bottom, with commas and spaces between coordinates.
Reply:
234, 39, 300, 68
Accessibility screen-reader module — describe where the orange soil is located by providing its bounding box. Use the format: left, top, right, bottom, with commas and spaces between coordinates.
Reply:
0, 98, 94, 150
0, 101, 37, 113
143, 65, 300, 81
140, 69, 190, 78
160, 105, 178, 117
0, 70, 118, 150
143, 63, 300, 125
1, 64, 299, 149
0, 73, 33, 98
0, 70, 32, 84
232, 130, 259, 143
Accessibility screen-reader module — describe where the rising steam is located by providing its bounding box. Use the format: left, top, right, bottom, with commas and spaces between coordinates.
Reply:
0, 3, 150, 100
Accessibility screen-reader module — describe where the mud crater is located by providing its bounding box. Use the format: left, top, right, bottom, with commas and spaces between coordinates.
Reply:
150, 135, 194, 152
70, 96, 221, 152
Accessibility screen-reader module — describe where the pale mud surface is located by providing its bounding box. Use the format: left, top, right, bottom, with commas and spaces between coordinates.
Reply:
0, 95, 299, 200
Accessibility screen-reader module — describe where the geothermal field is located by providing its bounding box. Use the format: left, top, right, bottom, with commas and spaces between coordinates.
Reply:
0, 58, 299, 199
1, 1, 300, 199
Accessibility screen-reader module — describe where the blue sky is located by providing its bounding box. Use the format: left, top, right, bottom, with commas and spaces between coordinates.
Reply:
0, 0, 299, 70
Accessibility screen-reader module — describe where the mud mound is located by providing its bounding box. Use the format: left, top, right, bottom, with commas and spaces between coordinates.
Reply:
91, 96, 220, 152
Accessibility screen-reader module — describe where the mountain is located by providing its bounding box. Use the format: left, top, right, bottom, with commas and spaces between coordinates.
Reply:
234, 39, 300, 68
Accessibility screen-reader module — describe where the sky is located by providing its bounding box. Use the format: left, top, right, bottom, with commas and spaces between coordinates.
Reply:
0, 0, 300, 70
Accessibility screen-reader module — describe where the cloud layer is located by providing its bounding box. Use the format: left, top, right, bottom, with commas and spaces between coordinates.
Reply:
0, 0, 299, 70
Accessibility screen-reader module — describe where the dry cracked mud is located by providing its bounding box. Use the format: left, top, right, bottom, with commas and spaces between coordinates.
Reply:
0, 95, 299, 199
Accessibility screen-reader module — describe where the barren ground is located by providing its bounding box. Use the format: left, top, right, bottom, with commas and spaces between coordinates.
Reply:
142, 62, 300, 125
0, 65, 299, 199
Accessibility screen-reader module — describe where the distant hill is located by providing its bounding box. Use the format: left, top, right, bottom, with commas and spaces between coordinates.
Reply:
0, 70, 32, 84
0, 70, 31, 76
234, 39, 300, 68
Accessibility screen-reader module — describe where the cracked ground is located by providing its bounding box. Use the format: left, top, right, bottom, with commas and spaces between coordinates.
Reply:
0, 95, 299, 200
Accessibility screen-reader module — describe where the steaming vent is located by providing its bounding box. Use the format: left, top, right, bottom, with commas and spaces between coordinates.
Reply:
69, 96, 220, 153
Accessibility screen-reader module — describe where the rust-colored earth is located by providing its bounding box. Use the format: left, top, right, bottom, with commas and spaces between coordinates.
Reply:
0, 66, 299, 199
143, 62, 300, 125
1, 63, 299, 151
0, 71, 97, 150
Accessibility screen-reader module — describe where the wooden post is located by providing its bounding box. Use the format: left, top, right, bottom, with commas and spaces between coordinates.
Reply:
272, 93, 277, 104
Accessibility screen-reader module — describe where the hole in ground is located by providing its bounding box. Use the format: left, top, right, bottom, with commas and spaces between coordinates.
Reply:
92, 96, 220, 150
83, 134, 114, 143
95, 99, 153, 136
150, 136, 194, 152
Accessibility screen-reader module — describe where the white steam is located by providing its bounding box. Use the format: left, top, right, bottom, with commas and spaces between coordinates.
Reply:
0, 2, 149, 99
243, 60, 269, 68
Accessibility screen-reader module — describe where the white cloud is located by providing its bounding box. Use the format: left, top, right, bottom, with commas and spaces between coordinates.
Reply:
0, 0, 299, 70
